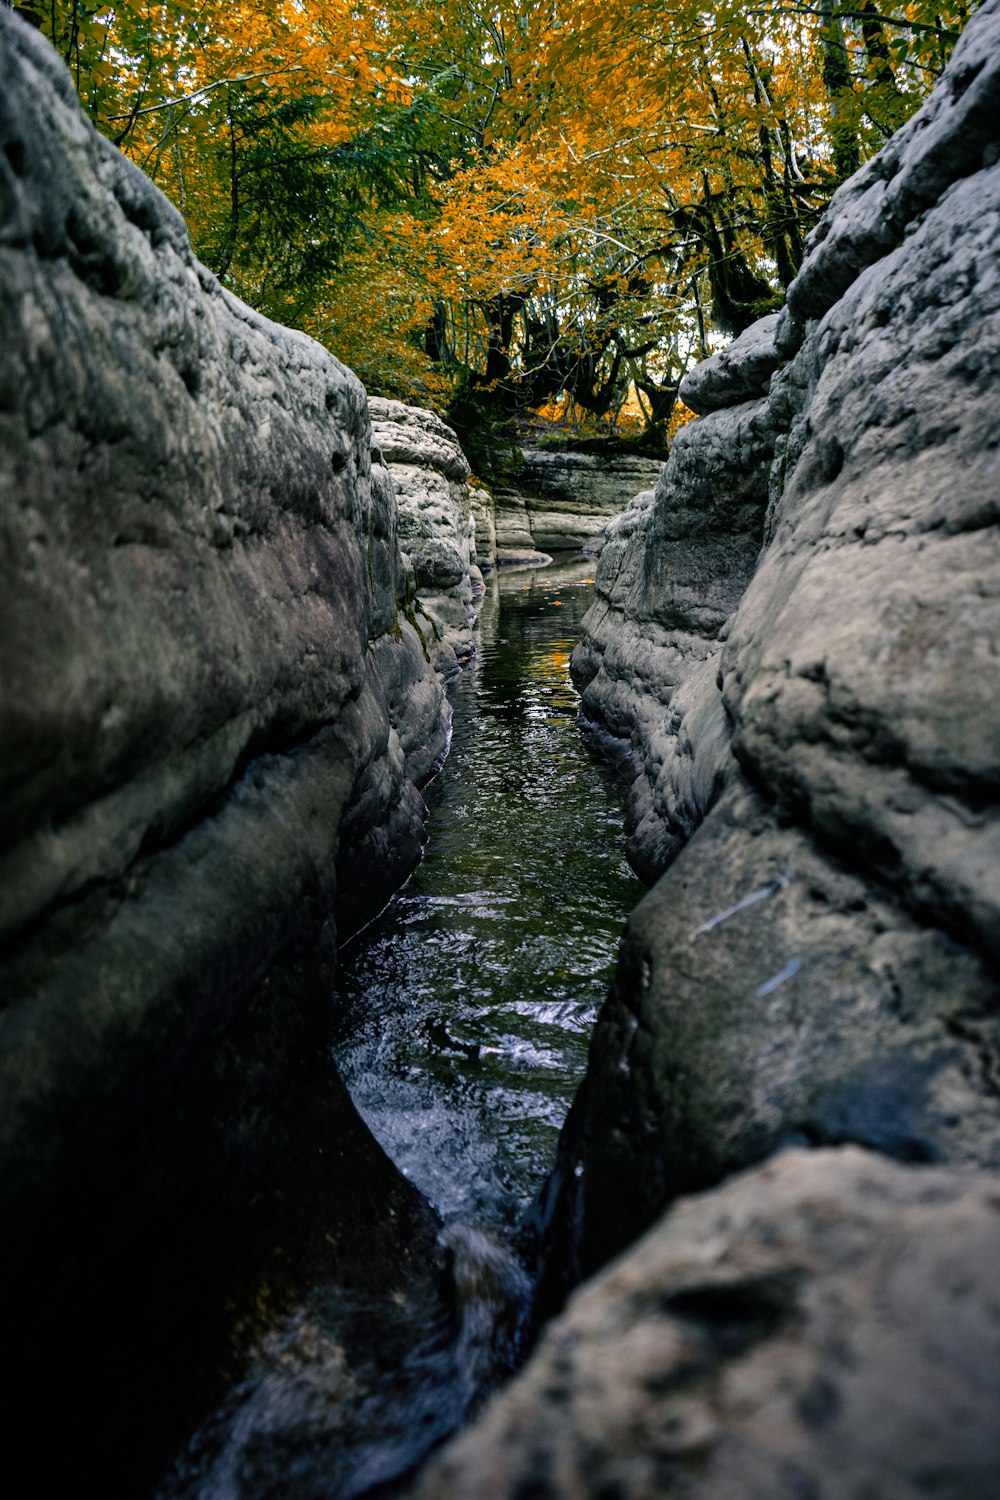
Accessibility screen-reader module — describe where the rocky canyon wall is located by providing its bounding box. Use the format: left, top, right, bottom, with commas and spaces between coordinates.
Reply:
0, 13, 460, 1491
410, 5, 1000, 1496
494, 448, 664, 564
553, 0, 1000, 1261
369, 396, 482, 673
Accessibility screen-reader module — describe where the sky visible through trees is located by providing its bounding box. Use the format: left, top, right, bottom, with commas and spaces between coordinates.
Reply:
23, 1, 976, 451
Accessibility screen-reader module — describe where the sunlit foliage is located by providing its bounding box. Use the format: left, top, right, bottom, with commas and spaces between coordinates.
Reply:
22, 1, 977, 443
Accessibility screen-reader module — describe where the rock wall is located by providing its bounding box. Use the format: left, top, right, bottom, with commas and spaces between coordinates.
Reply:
492, 449, 663, 564
369, 397, 481, 675
0, 14, 455, 1492
469, 482, 498, 574
547, 0, 1000, 1278
571, 316, 779, 882
517, 447, 665, 552
410, 6, 1000, 1495
492, 483, 554, 567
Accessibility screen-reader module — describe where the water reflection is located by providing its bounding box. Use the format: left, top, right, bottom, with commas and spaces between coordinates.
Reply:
332, 559, 643, 1229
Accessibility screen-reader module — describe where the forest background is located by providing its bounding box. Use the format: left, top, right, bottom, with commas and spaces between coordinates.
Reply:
14, 0, 977, 474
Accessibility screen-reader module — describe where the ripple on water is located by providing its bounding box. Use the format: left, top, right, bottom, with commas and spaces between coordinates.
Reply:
332, 558, 643, 1230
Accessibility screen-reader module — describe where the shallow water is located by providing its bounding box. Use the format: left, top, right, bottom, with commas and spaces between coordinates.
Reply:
332, 557, 643, 1230
153, 557, 641, 1500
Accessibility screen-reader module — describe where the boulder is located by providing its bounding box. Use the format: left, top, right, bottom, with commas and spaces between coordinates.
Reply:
495, 547, 554, 569
678, 313, 781, 414
411, 1149, 1000, 1500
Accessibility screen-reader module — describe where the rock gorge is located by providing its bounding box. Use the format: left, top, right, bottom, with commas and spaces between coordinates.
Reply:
1, 2, 999, 1498
413, 3, 1000, 1494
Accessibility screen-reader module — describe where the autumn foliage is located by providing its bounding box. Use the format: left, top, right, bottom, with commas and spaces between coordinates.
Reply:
24, 1, 976, 449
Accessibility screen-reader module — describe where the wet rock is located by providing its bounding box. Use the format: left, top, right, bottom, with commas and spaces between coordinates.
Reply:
0, 13, 452, 1493
495, 546, 554, 569
412, 1148, 1000, 1500
369, 397, 480, 675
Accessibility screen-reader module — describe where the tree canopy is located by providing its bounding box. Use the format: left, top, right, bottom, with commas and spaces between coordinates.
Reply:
20, 0, 977, 457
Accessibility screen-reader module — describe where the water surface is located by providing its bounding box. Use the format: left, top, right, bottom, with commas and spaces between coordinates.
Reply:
332, 557, 643, 1229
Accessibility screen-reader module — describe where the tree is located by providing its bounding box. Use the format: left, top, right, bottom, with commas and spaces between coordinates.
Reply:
36, 0, 977, 443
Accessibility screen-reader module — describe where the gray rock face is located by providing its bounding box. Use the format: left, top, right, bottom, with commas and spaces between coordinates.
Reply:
469, 482, 497, 574
727, 156, 1000, 963
678, 313, 781, 414
571, 325, 778, 882
494, 449, 664, 556
369, 397, 480, 675
536, 778, 1000, 1290
493, 484, 540, 550
411, 1149, 1000, 1500
785, 7, 1000, 332
0, 14, 453, 1489
548, 0, 1000, 1305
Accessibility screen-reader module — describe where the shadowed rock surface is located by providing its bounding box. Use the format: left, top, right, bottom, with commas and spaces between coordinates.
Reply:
411, 1148, 1000, 1500
0, 13, 457, 1494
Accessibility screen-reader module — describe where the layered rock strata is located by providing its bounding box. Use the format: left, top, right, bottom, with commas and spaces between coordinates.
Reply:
493, 483, 554, 567
517, 448, 665, 553
368, 396, 482, 674
0, 13, 454, 1491
469, 482, 498, 574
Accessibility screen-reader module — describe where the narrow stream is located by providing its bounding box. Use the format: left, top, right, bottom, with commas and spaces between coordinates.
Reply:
160, 556, 643, 1500
332, 557, 643, 1230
